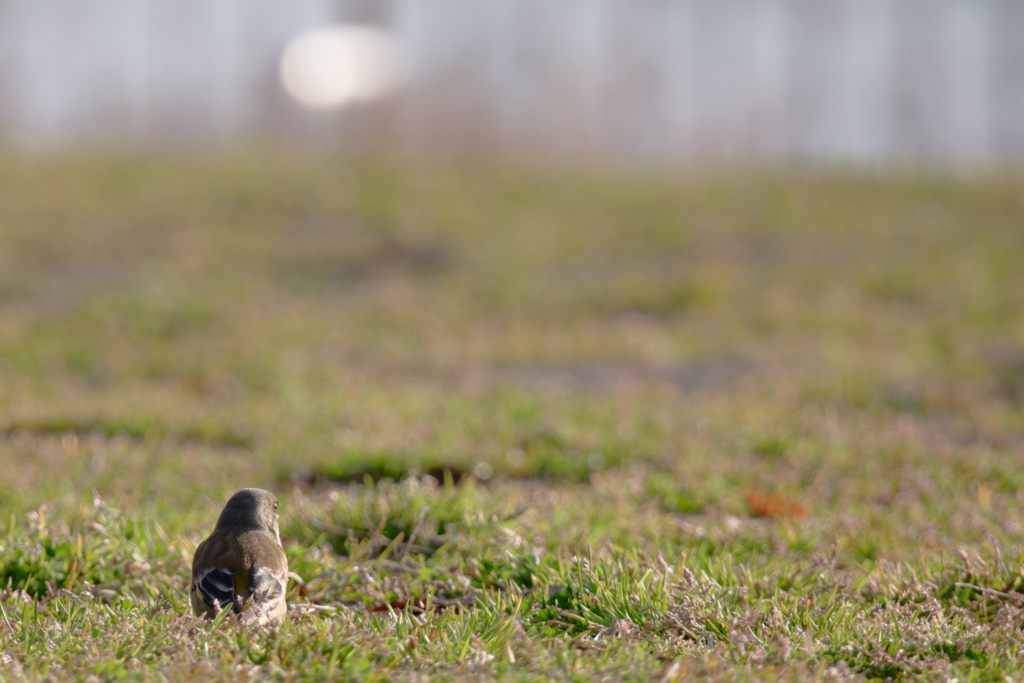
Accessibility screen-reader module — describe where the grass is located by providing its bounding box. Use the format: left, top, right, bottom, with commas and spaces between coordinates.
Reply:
0, 151, 1023, 680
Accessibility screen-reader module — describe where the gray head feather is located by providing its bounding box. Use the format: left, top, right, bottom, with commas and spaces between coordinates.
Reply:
215, 488, 281, 542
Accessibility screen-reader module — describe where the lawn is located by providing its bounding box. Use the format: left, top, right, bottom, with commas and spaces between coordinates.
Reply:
0, 152, 1023, 681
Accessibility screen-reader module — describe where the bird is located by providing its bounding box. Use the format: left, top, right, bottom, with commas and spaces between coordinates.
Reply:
190, 488, 289, 626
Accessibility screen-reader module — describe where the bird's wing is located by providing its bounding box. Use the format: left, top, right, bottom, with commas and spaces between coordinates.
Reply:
193, 566, 236, 612
193, 529, 288, 625
237, 562, 288, 626
192, 530, 246, 615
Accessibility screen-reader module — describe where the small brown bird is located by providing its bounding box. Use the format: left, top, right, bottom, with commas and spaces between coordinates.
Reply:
190, 488, 289, 626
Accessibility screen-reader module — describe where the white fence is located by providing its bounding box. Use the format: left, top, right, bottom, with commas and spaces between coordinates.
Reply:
1, 0, 1022, 166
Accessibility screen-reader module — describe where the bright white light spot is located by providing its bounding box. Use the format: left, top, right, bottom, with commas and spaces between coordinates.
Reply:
280, 25, 408, 110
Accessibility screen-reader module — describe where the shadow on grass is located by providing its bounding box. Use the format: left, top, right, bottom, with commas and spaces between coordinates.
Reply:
1, 417, 253, 450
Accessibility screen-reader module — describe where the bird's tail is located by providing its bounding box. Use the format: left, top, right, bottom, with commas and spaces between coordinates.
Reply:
234, 594, 270, 627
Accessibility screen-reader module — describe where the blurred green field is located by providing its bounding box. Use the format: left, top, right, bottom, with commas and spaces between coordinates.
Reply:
0, 153, 1023, 681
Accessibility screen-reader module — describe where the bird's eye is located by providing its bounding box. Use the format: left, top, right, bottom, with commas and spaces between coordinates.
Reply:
274, 502, 278, 511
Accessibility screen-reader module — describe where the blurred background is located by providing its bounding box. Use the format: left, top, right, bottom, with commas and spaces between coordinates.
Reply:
0, 0, 1023, 527
1, 0, 1023, 167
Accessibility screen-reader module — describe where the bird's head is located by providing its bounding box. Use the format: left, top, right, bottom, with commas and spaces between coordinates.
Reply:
215, 488, 281, 543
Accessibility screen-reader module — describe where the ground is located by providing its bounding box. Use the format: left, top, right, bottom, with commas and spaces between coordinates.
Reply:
0, 153, 1023, 681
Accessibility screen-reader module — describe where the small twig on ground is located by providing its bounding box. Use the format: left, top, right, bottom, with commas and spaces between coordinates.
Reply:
0, 602, 13, 634
954, 582, 1013, 599
399, 507, 429, 562
502, 505, 530, 522
305, 516, 438, 557
305, 517, 370, 540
